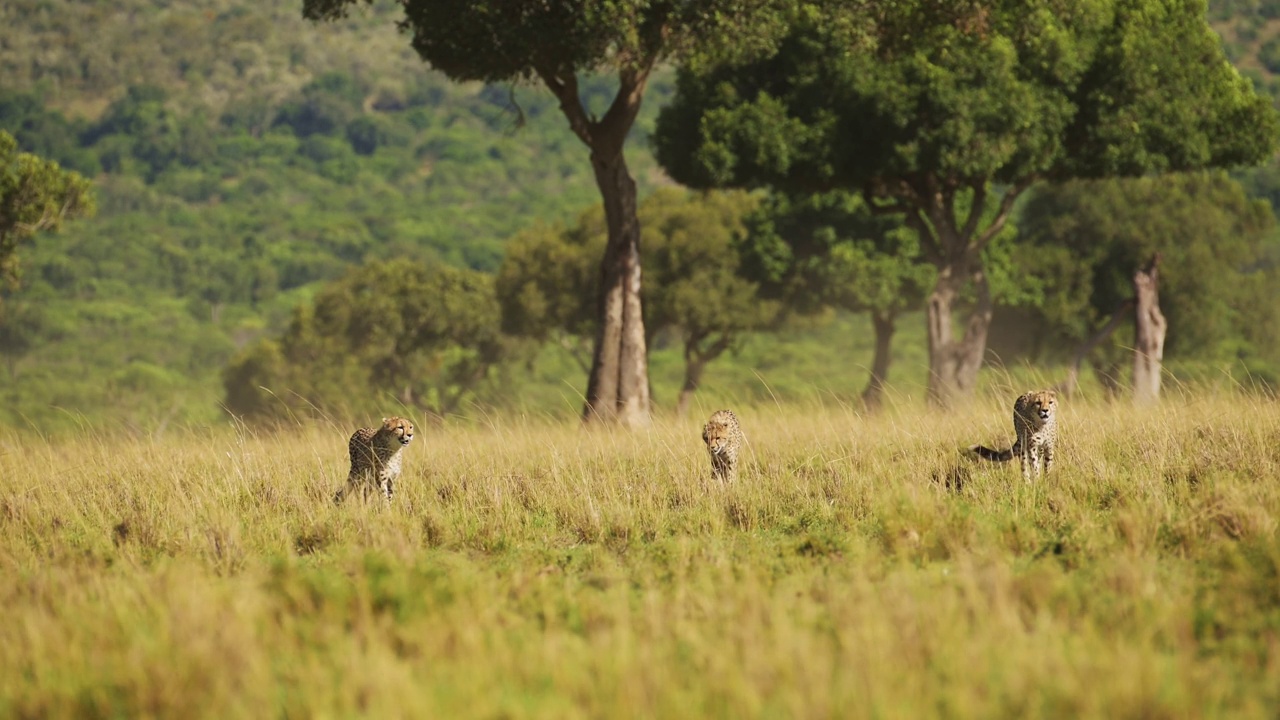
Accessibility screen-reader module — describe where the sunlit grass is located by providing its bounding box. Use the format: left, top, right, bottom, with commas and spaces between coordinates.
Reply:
2, 393, 1279, 717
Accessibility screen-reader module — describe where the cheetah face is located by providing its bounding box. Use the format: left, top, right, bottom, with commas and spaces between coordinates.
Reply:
1028, 392, 1056, 423
703, 425, 730, 455
382, 416, 415, 446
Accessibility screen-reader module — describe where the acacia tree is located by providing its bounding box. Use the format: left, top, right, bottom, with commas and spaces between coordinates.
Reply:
0, 130, 94, 296
653, 0, 1278, 405
302, 0, 791, 426
497, 188, 773, 415
642, 188, 776, 415
741, 191, 933, 408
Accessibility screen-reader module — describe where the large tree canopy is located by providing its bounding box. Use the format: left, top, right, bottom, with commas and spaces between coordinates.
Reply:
654, 0, 1279, 405
303, 0, 792, 426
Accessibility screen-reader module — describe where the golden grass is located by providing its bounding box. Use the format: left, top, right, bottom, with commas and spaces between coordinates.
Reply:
2, 394, 1279, 718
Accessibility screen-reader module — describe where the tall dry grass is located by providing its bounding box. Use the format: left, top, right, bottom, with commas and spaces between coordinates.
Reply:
2, 393, 1279, 718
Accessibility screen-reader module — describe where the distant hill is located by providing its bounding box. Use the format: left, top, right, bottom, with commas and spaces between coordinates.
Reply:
1212, 1, 1280, 96
0, 0, 681, 430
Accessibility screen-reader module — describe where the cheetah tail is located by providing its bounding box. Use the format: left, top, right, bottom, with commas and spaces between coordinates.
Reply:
969, 444, 1014, 462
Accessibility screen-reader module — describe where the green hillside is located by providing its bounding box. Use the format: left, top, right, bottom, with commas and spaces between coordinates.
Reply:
0, 0, 1276, 432
0, 0, 679, 430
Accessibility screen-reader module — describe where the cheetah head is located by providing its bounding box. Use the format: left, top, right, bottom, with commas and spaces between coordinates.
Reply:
703, 421, 732, 456
379, 416, 415, 447
1026, 391, 1057, 424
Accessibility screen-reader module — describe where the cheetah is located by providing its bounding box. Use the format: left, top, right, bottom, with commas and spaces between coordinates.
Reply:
702, 409, 744, 483
970, 390, 1057, 481
333, 416, 414, 503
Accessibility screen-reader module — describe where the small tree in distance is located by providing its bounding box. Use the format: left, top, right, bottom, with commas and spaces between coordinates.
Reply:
302, 0, 794, 427
654, 0, 1279, 406
497, 188, 773, 416
224, 260, 503, 423
740, 192, 933, 408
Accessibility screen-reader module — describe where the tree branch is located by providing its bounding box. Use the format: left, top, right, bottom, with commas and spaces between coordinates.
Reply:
861, 191, 912, 216
958, 182, 987, 242
1054, 299, 1134, 398
943, 187, 958, 238
903, 210, 943, 265
971, 178, 1033, 253
592, 54, 658, 157
534, 66, 594, 147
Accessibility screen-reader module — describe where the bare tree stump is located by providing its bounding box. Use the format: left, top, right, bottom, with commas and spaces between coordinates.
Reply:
1132, 253, 1167, 404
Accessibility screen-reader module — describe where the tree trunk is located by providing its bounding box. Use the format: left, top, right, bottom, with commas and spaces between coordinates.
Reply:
536, 65, 653, 427
676, 357, 707, 418
676, 334, 730, 418
1132, 253, 1166, 404
925, 264, 991, 407
582, 150, 651, 426
899, 178, 1027, 408
861, 311, 895, 410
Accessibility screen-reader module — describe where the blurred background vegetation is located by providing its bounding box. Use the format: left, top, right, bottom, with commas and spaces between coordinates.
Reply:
1, 0, 1278, 432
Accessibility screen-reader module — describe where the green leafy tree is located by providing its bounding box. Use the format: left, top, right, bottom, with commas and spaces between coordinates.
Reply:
0, 130, 94, 294
654, 0, 1279, 405
496, 222, 601, 375
1016, 171, 1279, 396
497, 189, 773, 415
302, 0, 793, 426
639, 188, 776, 415
742, 192, 933, 407
224, 259, 504, 422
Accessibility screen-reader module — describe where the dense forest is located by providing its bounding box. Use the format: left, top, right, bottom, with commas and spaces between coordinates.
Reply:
2, 0, 1279, 431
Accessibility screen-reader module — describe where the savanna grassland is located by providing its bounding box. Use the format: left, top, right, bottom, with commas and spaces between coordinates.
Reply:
3, 393, 1280, 718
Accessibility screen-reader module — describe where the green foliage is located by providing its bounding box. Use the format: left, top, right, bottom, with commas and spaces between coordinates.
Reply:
496, 222, 599, 345
741, 191, 933, 317
0, 92, 99, 176
303, 0, 794, 82
1016, 171, 1280, 366
641, 188, 776, 354
0, 12, 673, 428
0, 0, 1276, 429
0, 131, 94, 290
657, 0, 1276, 195
224, 259, 504, 422
655, 0, 1278, 401
497, 188, 775, 407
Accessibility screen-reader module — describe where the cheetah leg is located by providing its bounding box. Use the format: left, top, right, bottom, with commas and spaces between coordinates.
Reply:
1021, 448, 1033, 482
334, 476, 359, 504
1044, 444, 1054, 474
380, 475, 394, 502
